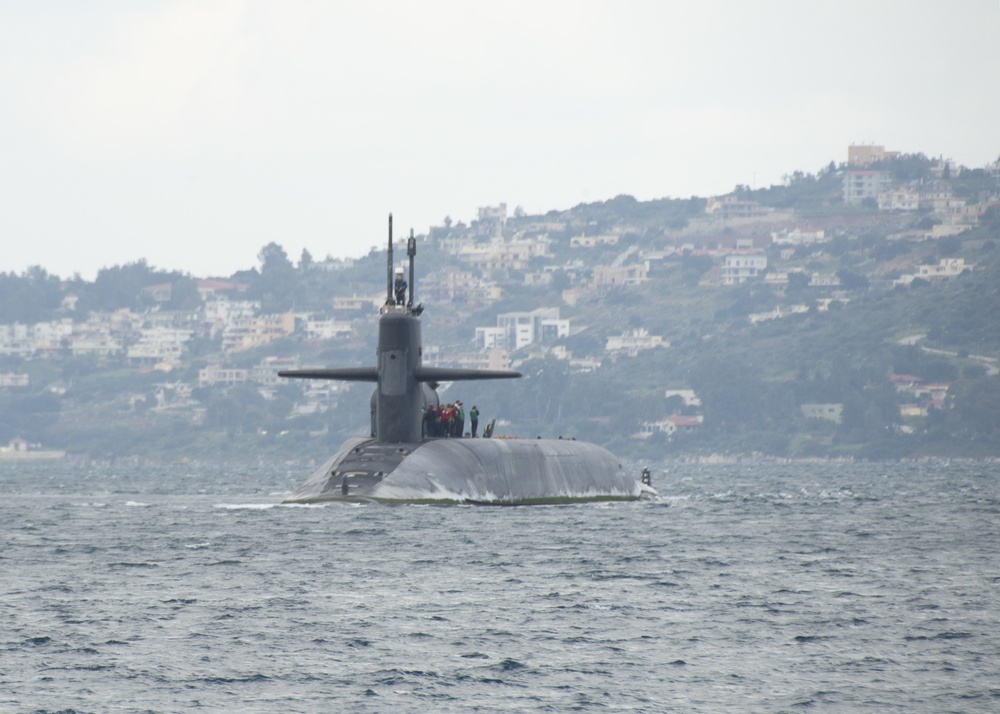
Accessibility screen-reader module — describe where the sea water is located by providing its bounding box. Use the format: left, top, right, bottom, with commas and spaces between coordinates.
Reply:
2, 461, 998, 712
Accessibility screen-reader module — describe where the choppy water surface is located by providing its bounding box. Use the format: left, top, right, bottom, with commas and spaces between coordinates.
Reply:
3, 461, 999, 712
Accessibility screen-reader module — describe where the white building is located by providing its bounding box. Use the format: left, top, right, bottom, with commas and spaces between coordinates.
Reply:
722, 254, 767, 285
476, 203, 507, 237
570, 234, 620, 248
916, 258, 971, 279
475, 326, 509, 351
664, 389, 701, 407
421, 268, 503, 305
801, 403, 843, 423
198, 363, 250, 387
0, 323, 33, 356
127, 327, 193, 365
605, 329, 668, 357
809, 273, 841, 287
771, 228, 827, 246
0, 372, 30, 388
878, 188, 920, 212
636, 415, 703, 439
843, 170, 891, 204
69, 329, 122, 356
204, 297, 261, 333
484, 308, 570, 351
304, 319, 353, 341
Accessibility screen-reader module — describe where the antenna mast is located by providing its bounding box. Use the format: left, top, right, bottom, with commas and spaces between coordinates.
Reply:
386, 213, 394, 305
407, 229, 416, 308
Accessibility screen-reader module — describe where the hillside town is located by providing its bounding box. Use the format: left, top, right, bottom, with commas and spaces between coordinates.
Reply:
1, 146, 999, 461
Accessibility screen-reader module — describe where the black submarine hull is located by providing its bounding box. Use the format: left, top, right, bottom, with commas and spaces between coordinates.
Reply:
283, 437, 651, 504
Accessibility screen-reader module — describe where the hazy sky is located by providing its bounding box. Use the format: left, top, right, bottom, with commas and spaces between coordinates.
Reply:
2, 1, 998, 279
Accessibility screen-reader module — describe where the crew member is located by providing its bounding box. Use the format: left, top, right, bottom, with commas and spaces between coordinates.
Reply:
424, 405, 437, 438
441, 403, 454, 437
469, 405, 480, 438
393, 268, 407, 305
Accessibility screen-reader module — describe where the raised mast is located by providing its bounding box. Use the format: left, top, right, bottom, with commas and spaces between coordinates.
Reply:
407, 229, 416, 309
386, 213, 394, 306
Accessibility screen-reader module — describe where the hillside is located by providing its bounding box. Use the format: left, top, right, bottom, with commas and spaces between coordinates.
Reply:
2, 152, 999, 462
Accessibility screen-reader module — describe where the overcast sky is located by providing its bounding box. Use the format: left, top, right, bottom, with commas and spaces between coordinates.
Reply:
1, 1, 998, 279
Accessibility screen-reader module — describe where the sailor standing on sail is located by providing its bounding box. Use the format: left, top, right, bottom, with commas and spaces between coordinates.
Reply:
394, 267, 407, 305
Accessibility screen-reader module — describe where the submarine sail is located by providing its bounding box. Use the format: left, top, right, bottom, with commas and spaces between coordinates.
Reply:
279, 215, 651, 504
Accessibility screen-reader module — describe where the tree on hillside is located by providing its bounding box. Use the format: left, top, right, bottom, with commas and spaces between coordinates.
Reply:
166, 275, 203, 311
680, 254, 714, 287
69, 261, 204, 314
259, 243, 293, 274
254, 243, 298, 313
949, 377, 1000, 442
875, 153, 934, 182
94, 261, 155, 310
0, 267, 64, 323
952, 168, 997, 201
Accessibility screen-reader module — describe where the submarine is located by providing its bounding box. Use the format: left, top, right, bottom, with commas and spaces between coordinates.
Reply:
279, 216, 654, 504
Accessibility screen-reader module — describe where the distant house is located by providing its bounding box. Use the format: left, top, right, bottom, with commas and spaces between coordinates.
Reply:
592, 264, 648, 289
476, 203, 507, 237
664, 389, 701, 407
222, 313, 295, 352
722, 254, 767, 285
771, 228, 826, 246
847, 144, 899, 166
801, 403, 843, 424
0, 372, 29, 388
196, 279, 250, 301
331, 295, 380, 312
890, 375, 950, 410
894, 258, 971, 286
479, 308, 570, 351
3, 437, 28, 452
748, 305, 809, 324
68, 330, 121, 356
878, 188, 920, 212
304, 319, 353, 341
570, 234, 620, 248
127, 327, 193, 366
422, 268, 502, 305
569, 356, 602, 373
523, 271, 553, 287
899, 404, 928, 418
927, 224, 973, 239
198, 363, 250, 387
605, 329, 668, 357
705, 195, 767, 219
843, 170, 891, 204
141, 283, 173, 303
636, 414, 703, 439
916, 258, 971, 279
809, 273, 841, 288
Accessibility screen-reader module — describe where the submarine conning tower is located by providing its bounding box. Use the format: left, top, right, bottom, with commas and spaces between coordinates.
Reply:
278, 214, 522, 445
375, 307, 424, 443
375, 214, 424, 444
